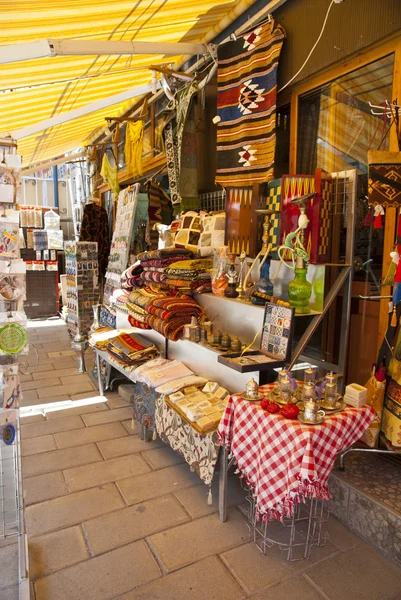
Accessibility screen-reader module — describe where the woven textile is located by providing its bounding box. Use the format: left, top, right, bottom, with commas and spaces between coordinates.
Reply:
132, 382, 158, 433
218, 385, 375, 521
216, 21, 285, 186
147, 182, 173, 249
156, 396, 220, 487
368, 151, 401, 207
164, 80, 199, 207
79, 203, 110, 277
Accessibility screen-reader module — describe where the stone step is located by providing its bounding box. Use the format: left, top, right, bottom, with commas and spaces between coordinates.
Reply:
329, 451, 401, 569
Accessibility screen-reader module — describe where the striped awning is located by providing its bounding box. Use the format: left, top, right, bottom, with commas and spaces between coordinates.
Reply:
0, 0, 256, 167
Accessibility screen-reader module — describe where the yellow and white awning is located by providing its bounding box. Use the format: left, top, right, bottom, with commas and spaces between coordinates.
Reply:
0, 0, 257, 167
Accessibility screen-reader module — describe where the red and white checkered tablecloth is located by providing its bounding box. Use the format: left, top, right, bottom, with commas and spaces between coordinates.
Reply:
218, 385, 375, 521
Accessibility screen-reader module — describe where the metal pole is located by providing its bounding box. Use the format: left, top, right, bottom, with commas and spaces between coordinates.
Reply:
52, 165, 59, 208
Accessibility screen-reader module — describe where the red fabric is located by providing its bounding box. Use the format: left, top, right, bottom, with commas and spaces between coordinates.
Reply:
394, 260, 401, 284
374, 213, 383, 229
218, 384, 375, 521
363, 208, 373, 227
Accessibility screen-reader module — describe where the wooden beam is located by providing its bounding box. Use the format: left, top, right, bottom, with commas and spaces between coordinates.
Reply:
376, 38, 401, 354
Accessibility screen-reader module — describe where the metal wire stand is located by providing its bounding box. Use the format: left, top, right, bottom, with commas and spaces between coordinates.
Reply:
244, 484, 330, 561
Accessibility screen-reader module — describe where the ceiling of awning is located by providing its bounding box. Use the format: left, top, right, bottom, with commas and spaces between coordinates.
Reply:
0, 0, 252, 167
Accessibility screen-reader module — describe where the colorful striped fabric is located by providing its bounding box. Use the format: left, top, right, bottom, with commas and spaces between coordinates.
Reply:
216, 20, 285, 186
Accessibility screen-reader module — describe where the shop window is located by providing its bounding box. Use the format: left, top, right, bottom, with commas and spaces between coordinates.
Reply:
297, 54, 394, 175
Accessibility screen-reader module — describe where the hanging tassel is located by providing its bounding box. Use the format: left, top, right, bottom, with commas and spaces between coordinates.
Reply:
207, 488, 213, 506
391, 306, 397, 327
374, 205, 385, 229
363, 207, 373, 227
152, 429, 157, 441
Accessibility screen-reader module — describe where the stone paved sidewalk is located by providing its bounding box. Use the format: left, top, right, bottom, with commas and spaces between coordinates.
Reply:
10, 319, 401, 599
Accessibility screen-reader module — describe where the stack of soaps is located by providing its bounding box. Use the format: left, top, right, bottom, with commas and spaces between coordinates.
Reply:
168, 381, 229, 431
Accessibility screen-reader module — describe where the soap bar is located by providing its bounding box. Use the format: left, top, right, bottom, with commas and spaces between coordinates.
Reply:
202, 405, 219, 416
215, 387, 229, 400
214, 402, 227, 413
209, 412, 222, 426
343, 394, 366, 408
197, 415, 213, 429
176, 399, 192, 412
202, 381, 219, 394
187, 391, 208, 404
197, 400, 212, 410
184, 385, 199, 394
186, 407, 203, 422
345, 383, 367, 401
169, 391, 186, 403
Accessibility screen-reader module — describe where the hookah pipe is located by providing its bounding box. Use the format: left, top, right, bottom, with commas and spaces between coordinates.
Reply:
243, 209, 278, 291
277, 193, 314, 268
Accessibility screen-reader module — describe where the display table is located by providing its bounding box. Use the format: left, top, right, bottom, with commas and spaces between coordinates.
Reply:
155, 396, 219, 488
218, 385, 375, 523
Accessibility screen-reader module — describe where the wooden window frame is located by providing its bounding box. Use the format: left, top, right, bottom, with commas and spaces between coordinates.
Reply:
287, 33, 401, 353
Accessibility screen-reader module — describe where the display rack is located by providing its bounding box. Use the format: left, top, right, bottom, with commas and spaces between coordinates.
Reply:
0, 136, 29, 593
243, 481, 330, 561
65, 241, 99, 337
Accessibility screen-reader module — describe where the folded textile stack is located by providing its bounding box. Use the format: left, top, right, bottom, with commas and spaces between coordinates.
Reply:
126, 287, 161, 329
88, 327, 115, 350
164, 258, 213, 293
145, 295, 205, 341
109, 289, 130, 314
138, 248, 193, 288
121, 262, 143, 290
100, 305, 116, 329
106, 332, 159, 371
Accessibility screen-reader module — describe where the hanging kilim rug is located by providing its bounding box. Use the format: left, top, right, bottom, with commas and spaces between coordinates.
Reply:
216, 20, 285, 187
368, 151, 401, 207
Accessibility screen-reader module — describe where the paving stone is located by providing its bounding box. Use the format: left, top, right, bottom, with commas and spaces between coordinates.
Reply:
175, 477, 247, 519
65, 454, 151, 492
250, 576, 324, 600
37, 381, 95, 399
82, 406, 133, 427
304, 544, 401, 600
34, 540, 161, 600
21, 415, 85, 439
25, 483, 125, 537
23, 444, 102, 478
22, 377, 62, 391
47, 350, 76, 358
20, 373, 33, 382
24, 471, 69, 506
122, 419, 137, 434
70, 392, 102, 401
142, 446, 185, 470
60, 374, 94, 386
97, 434, 164, 460
84, 495, 189, 555
106, 395, 130, 409
117, 464, 201, 505
46, 401, 108, 420
22, 389, 39, 402
0, 543, 18, 590
325, 515, 361, 551
119, 555, 244, 600
55, 422, 127, 449
149, 509, 248, 572
25, 363, 55, 374
20, 414, 46, 424
21, 434, 57, 457
222, 537, 339, 594
29, 526, 90, 581
33, 367, 80, 381
49, 358, 77, 369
